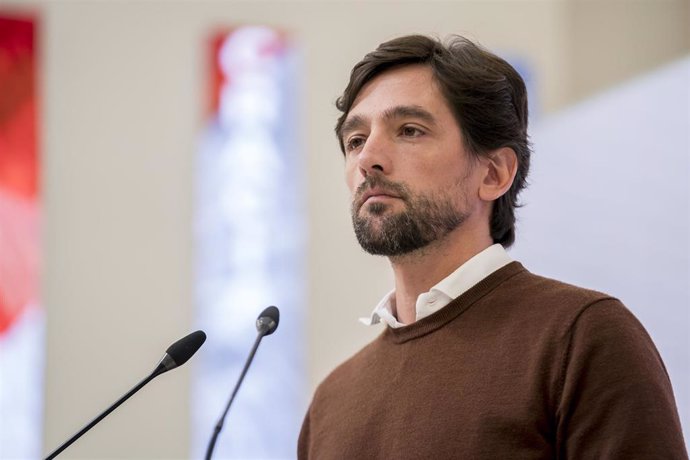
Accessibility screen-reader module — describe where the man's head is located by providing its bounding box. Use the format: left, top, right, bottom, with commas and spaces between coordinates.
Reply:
337, 35, 530, 251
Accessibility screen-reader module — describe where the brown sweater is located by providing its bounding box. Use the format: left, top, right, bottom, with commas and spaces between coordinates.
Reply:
298, 262, 687, 459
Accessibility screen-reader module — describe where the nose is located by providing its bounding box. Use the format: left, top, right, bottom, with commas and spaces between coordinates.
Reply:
357, 131, 392, 177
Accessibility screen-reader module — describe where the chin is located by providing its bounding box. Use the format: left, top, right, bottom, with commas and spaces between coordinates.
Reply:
364, 202, 393, 216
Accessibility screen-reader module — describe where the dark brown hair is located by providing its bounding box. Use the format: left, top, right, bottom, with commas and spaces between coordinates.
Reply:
335, 35, 531, 247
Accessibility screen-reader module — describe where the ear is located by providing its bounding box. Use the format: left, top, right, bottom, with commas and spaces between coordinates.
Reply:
478, 147, 518, 202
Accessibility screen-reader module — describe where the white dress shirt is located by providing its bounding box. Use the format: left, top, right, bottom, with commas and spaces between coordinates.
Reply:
360, 244, 513, 328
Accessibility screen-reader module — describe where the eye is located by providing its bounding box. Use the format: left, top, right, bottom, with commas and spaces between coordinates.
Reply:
400, 125, 425, 138
345, 135, 365, 152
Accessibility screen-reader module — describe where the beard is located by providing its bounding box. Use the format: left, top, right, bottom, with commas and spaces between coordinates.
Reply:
351, 175, 469, 256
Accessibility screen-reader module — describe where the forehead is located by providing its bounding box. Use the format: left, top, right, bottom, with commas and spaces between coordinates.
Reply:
347, 64, 455, 124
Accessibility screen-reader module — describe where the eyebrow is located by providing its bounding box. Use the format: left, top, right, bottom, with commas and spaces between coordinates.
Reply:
339, 114, 368, 142
338, 105, 438, 141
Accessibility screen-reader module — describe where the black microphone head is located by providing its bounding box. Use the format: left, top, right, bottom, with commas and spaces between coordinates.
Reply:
256, 306, 279, 336
166, 330, 207, 367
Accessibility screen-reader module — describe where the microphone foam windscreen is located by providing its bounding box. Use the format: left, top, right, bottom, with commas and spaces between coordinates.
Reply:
166, 330, 207, 366
258, 306, 280, 335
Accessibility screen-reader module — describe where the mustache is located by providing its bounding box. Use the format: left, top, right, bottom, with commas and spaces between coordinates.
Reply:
354, 175, 409, 207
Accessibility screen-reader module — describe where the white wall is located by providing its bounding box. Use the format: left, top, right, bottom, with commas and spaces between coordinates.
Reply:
511, 56, 690, 444
0, 1, 686, 458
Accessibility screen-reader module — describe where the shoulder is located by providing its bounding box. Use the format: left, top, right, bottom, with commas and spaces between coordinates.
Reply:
490, 263, 628, 326
562, 296, 666, 374
483, 264, 659, 365
502, 264, 659, 352
490, 263, 668, 380
508, 265, 614, 307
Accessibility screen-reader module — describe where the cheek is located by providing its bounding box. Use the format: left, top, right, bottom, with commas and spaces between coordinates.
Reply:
344, 160, 361, 193
425, 164, 477, 200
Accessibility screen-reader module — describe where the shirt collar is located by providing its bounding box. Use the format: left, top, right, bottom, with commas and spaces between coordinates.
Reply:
360, 244, 513, 328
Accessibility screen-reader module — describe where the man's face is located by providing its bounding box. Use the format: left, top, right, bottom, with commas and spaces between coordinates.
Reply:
341, 64, 482, 256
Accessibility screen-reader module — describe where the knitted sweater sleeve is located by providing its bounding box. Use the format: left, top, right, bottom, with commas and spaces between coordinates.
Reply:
555, 298, 687, 459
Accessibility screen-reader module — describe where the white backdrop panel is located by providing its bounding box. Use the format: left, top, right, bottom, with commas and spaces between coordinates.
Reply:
510, 56, 690, 442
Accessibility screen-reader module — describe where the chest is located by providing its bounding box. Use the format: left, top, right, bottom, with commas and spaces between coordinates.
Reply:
308, 334, 560, 459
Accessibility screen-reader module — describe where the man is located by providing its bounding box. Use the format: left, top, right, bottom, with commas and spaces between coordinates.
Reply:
298, 35, 687, 459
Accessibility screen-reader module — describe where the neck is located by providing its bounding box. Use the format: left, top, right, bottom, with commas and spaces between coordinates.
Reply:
389, 227, 493, 325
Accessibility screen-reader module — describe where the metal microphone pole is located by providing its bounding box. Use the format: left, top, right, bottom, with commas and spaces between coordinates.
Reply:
205, 306, 279, 460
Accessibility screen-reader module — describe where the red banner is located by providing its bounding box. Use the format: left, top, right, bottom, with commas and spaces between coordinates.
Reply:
0, 14, 39, 334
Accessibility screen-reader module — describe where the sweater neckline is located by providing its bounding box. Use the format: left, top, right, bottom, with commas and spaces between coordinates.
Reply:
384, 261, 526, 344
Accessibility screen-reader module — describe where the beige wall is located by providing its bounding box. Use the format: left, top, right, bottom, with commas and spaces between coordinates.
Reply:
0, 0, 686, 458
568, 0, 689, 102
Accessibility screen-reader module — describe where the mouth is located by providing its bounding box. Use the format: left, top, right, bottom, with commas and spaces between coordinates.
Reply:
358, 188, 401, 209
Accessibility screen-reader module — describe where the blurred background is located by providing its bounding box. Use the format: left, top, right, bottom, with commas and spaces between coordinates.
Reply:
0, 1, 687, 459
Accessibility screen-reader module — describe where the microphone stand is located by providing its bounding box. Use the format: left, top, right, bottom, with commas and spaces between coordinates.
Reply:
44, 330, 206, 460
205, 331, 267, 460
45, 370, 158, 460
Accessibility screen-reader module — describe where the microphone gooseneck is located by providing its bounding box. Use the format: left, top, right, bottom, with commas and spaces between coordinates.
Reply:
205, 306, 280, 460
44, 330, 206, 460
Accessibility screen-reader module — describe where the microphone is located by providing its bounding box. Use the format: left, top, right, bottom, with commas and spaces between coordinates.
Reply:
45, 330, 207, 460
153, 330, 207, 377
205, 306, 280, 460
